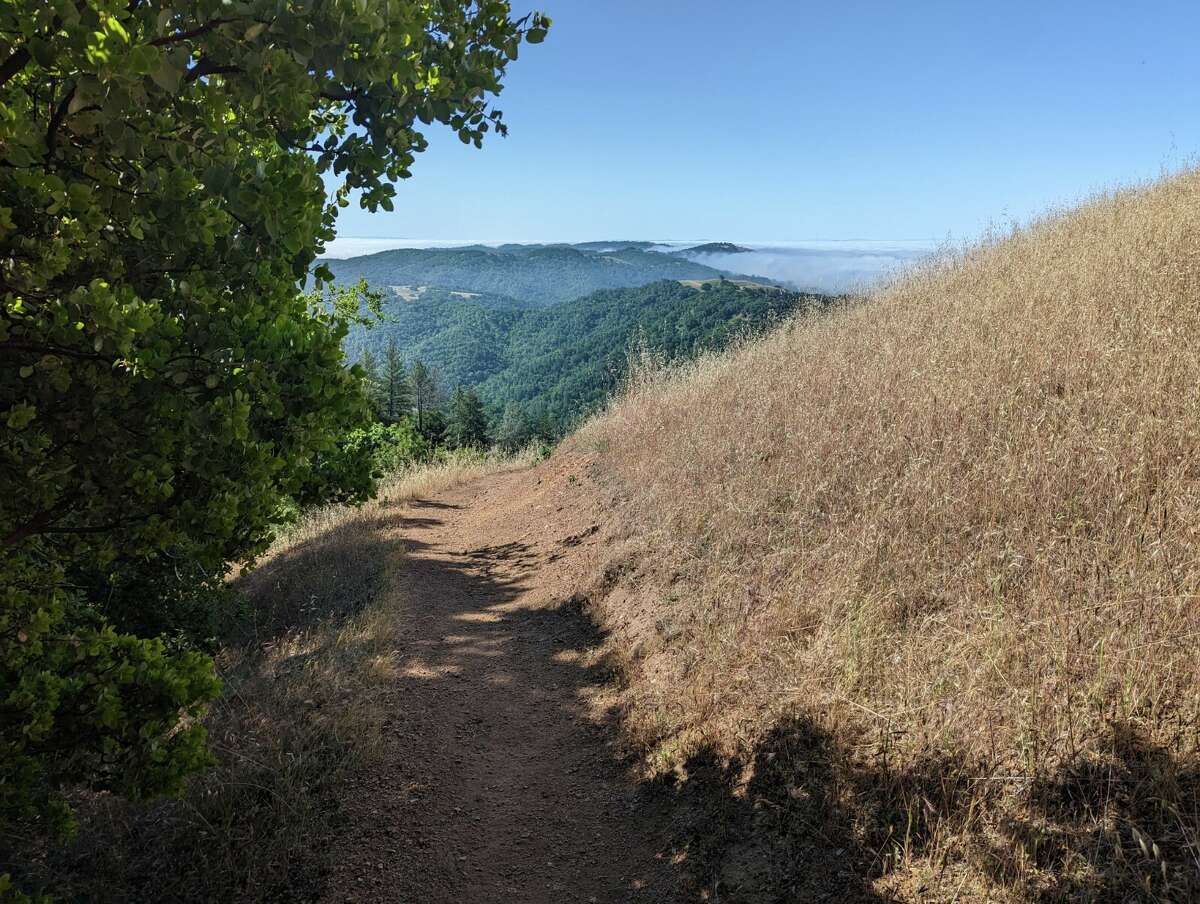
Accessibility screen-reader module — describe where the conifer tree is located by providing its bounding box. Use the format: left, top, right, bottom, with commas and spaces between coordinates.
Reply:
381, 338, 411, 424
360, 350, 382, 418
409, 359, 440, 434
445, 387, 490, 449
495, 402, 532, 453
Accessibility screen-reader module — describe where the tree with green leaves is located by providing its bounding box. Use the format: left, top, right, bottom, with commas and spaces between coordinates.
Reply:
380, 336, 411, 424
359, 348, 382, 417
0, 0, 548, 842
409, 358, 440, 434
444, 386, 489, 449
527, 403, 561, 444
495, 401, 532, 453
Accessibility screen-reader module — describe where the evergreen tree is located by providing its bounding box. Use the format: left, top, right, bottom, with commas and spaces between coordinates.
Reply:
495, 402, 533, 453
444, 388, 490, 449
360, 350, 382, 418
527, 404, 560, 443
381, 338, 411, 423
418, 408, 448, 446
409, 359, 440, 433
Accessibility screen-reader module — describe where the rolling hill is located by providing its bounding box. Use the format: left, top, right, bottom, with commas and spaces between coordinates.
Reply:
575, 171, 1200, 900
346, 280, 827, 427
321, 242, 772, 307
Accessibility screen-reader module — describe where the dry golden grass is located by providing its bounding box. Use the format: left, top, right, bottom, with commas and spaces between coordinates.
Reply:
581, 171, 1200, 901
15, 448, 534, 902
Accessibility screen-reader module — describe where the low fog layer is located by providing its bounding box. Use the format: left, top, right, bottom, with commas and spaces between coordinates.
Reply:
669, 241, 936, 293
321, 237, 937, 293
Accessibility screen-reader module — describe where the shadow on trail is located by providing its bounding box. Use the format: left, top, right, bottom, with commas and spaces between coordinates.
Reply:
650, 718, 953, 903
7, 497, 420, 903
294, 494, 1200, 904
312, 490, 686, 903
18, 484, 1197, 904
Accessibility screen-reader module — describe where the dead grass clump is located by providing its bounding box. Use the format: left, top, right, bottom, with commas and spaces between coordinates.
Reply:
583, 170, 1200, 900
11, 449, 529, 902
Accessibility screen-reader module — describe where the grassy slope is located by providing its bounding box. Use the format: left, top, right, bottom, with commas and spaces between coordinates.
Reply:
580, 172, 1200, 901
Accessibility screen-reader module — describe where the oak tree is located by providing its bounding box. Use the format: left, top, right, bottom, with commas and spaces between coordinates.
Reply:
0, 0, 548, 837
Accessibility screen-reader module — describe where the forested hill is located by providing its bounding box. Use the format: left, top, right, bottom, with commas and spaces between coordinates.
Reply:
321, 243, 768, 306
346, 280, 830, 428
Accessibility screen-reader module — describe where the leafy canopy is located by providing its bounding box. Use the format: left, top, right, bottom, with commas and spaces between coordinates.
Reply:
0, 0, 547, 838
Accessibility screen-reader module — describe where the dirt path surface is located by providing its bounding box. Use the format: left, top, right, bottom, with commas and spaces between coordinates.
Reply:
322, 455, 684, 903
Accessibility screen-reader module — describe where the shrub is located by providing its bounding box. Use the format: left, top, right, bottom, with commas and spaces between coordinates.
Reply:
0, 0, 548, 848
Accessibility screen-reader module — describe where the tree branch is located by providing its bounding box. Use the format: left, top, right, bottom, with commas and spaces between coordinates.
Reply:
44, 85, 74, 165
31, 516, 151, 538
149, 17, 233, 47
0, 46, 29, 89
0, 340, 107, 361
184, 58, 241, 83
2, 500, 72, 548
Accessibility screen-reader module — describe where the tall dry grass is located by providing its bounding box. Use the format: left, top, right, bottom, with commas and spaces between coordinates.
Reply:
582, 171, 1200, 900
12, 448, 534, 902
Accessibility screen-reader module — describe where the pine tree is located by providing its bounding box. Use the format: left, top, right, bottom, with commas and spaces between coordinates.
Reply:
381, 338, 411, 423
444, 387, 490, 449
359, 349, 382, 418
409, 359, 440, 434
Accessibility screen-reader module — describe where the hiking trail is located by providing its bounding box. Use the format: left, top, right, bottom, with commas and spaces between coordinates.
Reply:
322, 455, 685, 903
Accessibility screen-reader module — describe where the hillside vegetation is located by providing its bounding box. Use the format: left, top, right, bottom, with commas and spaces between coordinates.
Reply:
6, 450, 538, 900
321, 243, 767, 306
347, 280, 825, 427
580, 172, 1200, 901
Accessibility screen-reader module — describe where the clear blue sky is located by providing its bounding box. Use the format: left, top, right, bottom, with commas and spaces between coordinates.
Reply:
330, 0, 1200, 243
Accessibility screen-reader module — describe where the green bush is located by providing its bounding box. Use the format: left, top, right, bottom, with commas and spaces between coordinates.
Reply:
0, 0, 548, 851
336, 420, 432, 478
1, 557, 220, 840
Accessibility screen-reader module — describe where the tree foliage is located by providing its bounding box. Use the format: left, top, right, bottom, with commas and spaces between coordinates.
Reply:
408, 358, 439, 433
349, 280, 828, 432
444, 386, 488, 449
494, 400, 531, 453
0, 0, 548, 838
359, 348, 382, 416
330, 419, 430, 477
379, 337, 411, 423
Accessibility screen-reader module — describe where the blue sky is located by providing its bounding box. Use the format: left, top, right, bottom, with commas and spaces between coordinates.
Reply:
329, 0, 1200, 245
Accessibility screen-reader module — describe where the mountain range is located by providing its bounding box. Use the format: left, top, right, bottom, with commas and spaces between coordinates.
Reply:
321, 241, 773, 307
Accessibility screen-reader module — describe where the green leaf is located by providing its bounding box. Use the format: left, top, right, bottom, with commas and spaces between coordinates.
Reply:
6, 403, 37, 429
0, 0, 546, 843
151, 58, 182, 94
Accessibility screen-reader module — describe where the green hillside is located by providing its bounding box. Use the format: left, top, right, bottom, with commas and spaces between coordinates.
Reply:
347, 280, 830, 428
321, 243, 768, 307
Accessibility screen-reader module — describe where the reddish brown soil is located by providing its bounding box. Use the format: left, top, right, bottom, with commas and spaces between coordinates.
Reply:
322, 454, 684, 903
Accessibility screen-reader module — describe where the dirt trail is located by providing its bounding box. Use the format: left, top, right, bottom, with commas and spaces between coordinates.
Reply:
322, 455, 684, 903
